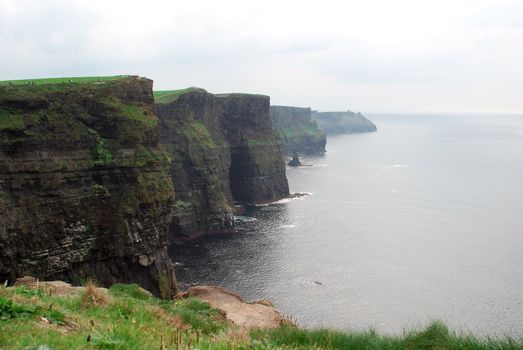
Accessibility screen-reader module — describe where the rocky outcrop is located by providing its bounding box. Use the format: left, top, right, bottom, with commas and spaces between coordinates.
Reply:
182, 285, 290, 329
287, 155, 302, 167
311, 110, 377, 134
0, 77, 177, 298
156, 90, 289, 240
270, 106, 326, 155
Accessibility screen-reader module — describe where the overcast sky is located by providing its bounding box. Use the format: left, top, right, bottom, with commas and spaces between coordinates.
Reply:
1, 0, 522, 113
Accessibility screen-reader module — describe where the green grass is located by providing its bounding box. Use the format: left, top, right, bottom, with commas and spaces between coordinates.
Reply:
172, 199, 193, 216
0, 108, 25, 130
254, 322, 523, 350
0, 75, 127, 86
247, 131, 280, 147
98, 97, 157, 128
87, 128, 113, 165
0, 283, 231, 349
279, 124, 324, 139
153, 87, 206, 104
0, 283, 522, 349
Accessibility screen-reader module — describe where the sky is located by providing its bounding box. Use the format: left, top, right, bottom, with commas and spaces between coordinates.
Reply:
1, 0, 522, 113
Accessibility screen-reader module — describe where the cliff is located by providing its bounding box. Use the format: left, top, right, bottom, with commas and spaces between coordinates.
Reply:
270, 106, 326, 155
215, 94, 289, 203
156, 90, 234, 241
312, 110, 377, 134
156, 89, 289, 240
0, 77, 176, 298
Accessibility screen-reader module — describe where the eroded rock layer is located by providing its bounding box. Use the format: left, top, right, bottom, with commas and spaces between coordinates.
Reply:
0, 77, 176, 298
156, 90, 289, 240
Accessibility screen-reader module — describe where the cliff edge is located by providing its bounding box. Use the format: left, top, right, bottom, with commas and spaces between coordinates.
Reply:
312, 110, 377, 134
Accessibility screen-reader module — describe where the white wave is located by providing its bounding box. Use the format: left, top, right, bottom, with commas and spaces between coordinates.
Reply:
234, 216, 257, 222
271, 198, 293, 204
281, 224, 296, 228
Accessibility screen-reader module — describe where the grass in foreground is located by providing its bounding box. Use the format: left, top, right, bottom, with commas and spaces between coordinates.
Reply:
0, 283, 521, 349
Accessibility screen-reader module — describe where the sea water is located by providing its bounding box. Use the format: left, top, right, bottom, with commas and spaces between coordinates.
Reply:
171, 113, 523, 338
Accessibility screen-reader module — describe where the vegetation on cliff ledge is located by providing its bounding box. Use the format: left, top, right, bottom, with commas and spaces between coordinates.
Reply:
277, 124, 324, 139
0, 283, 521, 349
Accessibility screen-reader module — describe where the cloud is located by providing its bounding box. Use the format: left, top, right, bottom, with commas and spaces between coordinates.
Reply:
0, 0, 522, 112
465, 1, 523, 29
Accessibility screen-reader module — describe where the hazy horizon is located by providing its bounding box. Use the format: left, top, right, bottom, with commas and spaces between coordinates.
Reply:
1, 0, 522, 113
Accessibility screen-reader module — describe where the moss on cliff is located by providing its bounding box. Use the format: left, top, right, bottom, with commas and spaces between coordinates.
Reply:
157, 95, 234, 240
101, 96, 157, 127
0, 76, 177, 298
184, 120, 218, 150
87, 128, 113, 165
278, 124, 323, 138
137, 172, 175, 204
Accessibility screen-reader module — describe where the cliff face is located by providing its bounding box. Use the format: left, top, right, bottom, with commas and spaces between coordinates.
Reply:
270, 106, 326, 155
312, 110, 377, 134
216, 94, 289, 203
156, 92, 234, 241
0, 77, 176, 298
156, 91, 289, 240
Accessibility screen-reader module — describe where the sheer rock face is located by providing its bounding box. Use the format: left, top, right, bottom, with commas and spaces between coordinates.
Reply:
216, 94, 289, 204
311, 110, 377, 134
0, 77, 177, 298
270, 106, 326, 155
157, 92, 234, 241
157, 91, 289, 241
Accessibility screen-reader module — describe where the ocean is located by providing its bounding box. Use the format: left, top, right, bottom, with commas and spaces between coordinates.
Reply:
171, 113, 523, 338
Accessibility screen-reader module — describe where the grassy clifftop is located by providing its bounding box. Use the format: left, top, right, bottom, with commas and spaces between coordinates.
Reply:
154, 87, 207, 104
1, 282, 521, 350
0, 75, 127, 86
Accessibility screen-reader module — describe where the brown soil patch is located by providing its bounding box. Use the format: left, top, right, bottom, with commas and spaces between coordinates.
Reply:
181, 285, 291, 329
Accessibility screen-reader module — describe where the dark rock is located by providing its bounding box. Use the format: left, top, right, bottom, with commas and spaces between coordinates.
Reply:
156, 91, 234, 241
288, 155, 302, 167
217, 94, 289, 204
0, 77, 177, 298
156, 90, 289, 241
